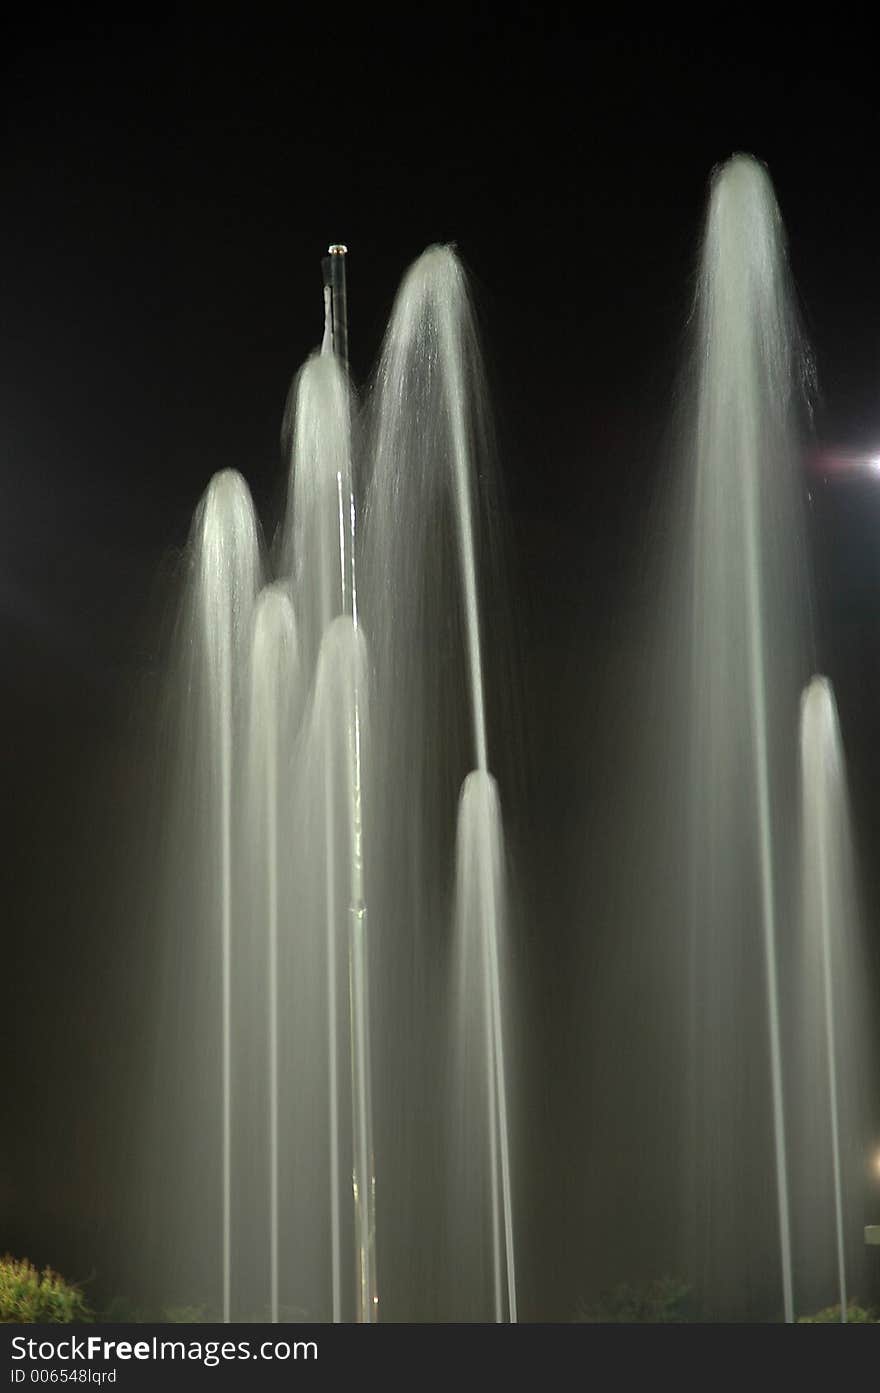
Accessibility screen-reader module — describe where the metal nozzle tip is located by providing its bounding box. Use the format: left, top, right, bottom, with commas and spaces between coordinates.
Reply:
328, 243, 348, 256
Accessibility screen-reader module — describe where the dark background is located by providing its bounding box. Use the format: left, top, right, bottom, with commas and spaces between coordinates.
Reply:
1, 12, 878, 1317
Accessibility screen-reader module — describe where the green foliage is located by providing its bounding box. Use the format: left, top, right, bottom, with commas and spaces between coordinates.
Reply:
160, 1305, 206, 1323
101, 1295, 207, 1323
798, 1301, 877, 1323
577, 1276, 693, 1323
100, 1294, 149, 1323
0, 1255, 91, 1324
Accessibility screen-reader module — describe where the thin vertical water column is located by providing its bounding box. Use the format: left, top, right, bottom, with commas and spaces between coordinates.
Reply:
309, 619, 376, 1321
373, 247, 516, 1319
284, 353, 350, 1318
283, 346, 376, 1320
247, 586, 299, 1322
345, 464, 378, 1323
740, 388, 794, 1326
798, 677, 862, 1320
454, 771, 515, 1320
436, 272, 515, 1323
685, 155, 810, 1319
194, 470, 261, 1322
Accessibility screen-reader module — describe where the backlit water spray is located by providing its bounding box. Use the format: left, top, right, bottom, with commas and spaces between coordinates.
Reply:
794, 676, 867, 1320
195, 473, 262, 1324
281, 342, 369, 1320
146, 243, 514, 1322
679, 155, 811, 1319
366, 248, 516, 1320
800, 678, 847, 1317
246, 586, 299, 1323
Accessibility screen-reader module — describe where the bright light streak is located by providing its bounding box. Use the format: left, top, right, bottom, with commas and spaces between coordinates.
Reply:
809, 449, 880, 478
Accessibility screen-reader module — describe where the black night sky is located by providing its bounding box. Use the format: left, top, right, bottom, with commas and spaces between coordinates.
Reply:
2, 13, 879, 1320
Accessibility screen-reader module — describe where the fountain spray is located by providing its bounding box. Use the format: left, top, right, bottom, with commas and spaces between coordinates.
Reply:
319, 249, 378, 1322
366, 248, 516, 1319
683, 155, 809, 1320
440, 297, 515, 1320
193, 472, 261, 1324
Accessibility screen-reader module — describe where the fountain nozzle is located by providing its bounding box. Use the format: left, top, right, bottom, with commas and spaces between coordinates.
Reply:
322, 245, 349, 371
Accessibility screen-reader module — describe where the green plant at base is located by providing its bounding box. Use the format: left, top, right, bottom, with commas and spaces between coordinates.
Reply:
577, 1276, 693, 1323
102, 1296, 208, 1323
160, 1305, 206, 1323
0, 1255, 91, 1323
798, 1302, 876, 1323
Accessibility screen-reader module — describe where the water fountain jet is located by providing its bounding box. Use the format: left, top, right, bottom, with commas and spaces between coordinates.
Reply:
245, 584, 300, 1322
794, 676, 868, 1319
677, 153, 811, 1319
193, 468, 262, 1322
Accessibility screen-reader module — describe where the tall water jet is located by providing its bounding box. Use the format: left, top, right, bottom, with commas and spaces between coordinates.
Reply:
679, 155, 811, 1318
282, 351, 347, 1319
794, 676, 867, 1319
296, 617, 376, 1321
243, 585, 300, 1321
281, 345, 376, 1321
281, 353, 356, 675
151, 468, 263, 1321
370, 246, 489, 766
141, 244, 515, 1322
452, 771, 516, 1320
364, 245, 515, 1318
194, 470, 262, 1322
